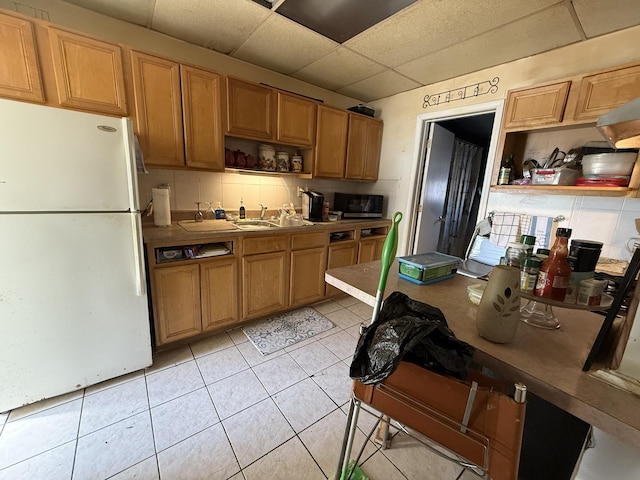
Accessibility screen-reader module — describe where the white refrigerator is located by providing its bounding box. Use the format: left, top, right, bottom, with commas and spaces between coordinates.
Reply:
0, 98, 152, 413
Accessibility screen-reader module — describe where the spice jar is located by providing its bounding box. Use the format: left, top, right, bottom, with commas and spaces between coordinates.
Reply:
520, 256, 542, 293
505, 242, 530, 268
534, 228, 572, 301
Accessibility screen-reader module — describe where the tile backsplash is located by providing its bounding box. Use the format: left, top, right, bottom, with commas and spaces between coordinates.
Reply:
486, 192, 640, 261
137, 169, 397, 217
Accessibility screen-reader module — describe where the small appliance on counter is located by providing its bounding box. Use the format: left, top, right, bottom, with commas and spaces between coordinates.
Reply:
333, 193, 383, 218
302, 190, 324, 221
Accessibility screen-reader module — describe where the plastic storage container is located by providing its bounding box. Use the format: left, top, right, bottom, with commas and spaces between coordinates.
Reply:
581, 152, 637, 176
398, 252, 462, 285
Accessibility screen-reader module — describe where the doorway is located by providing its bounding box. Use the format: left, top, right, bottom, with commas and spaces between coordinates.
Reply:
406, 101, 504, 257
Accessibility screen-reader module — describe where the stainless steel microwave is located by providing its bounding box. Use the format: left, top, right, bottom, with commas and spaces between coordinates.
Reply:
333, 193, 383, 218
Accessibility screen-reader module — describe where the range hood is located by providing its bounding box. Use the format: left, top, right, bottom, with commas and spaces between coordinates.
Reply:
597, 97, 640, 149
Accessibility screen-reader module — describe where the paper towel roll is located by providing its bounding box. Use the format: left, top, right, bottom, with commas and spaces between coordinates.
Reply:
152, 187, 171, 226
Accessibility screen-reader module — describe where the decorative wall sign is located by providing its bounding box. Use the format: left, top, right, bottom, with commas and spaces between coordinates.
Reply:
423, 77, 499, 108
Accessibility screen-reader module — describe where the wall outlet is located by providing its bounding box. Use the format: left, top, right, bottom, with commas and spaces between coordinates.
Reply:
297, 187, 305, 197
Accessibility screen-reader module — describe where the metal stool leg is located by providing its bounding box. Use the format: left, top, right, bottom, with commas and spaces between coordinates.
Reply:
333, 396, 362, 480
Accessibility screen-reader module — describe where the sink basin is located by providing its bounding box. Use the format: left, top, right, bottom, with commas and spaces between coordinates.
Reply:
234, 219, 281, 229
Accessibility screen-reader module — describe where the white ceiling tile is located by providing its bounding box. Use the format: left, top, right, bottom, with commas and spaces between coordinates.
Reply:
151, 0, 270, 54
344, 0, 562, 68
337, 70, 421, 102
292, 47, 387, 91
63, 0, 153, 26
232, 14, 338, 75
573, 0, 640, 38
396, 3, 582, 86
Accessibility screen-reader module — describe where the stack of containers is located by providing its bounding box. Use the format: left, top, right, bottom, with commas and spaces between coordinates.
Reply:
566, 240, 605, 304
576, 152, 638, 187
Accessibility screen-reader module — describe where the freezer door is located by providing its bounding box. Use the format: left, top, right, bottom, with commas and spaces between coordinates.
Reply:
0, 98, 136, 212
0, 213, 152, 412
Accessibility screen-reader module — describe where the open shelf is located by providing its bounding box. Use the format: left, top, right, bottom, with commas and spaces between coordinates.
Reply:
491, 185, 637, 197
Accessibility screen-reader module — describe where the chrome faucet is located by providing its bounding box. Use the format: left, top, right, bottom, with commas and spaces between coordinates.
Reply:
259, 203, 268, 220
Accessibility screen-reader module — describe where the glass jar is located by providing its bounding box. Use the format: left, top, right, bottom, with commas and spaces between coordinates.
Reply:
534, 227, 572, 301
520, 256, 541, 293
505, 242, 530, 268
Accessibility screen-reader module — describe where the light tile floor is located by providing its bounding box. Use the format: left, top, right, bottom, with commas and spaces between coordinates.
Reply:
0, 296, 475, 480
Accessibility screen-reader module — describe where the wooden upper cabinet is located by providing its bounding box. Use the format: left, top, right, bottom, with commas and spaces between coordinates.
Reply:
503, 81, 571, 130
572, 64, 640, 121
0, 13, 44, 102
47, 27, 126, 115
225, 76, 274, 140
314, 104, 348, 179
130, 50, 184, 167
181, 65, 224, 170
345, 114, 383, 181
277, 92, 316, 146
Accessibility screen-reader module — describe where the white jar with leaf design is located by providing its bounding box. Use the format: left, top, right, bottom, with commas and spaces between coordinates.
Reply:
476, 265, 521, 343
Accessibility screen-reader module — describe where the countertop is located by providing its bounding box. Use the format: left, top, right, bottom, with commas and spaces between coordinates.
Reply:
325, 260, 640, 450
142, 218, 392, 244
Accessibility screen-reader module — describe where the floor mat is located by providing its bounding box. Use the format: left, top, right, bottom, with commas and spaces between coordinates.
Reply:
242, 307, 335, 355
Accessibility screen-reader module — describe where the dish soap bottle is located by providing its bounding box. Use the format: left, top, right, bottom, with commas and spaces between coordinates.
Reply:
239, 198, 246, 219
214, 202, 226, 220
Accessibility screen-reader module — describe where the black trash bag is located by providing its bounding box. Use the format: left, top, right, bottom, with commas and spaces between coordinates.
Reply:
350, 291, 475, 384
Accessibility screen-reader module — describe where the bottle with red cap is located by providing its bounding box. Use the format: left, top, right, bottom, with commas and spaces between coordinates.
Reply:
534, 228, 572, 301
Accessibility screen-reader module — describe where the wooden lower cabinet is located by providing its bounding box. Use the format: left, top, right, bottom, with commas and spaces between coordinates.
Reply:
326, 242, 357, 296
290, 247, 327, 307
153, 256, 239, 346
200, 257, 238, 332
154, 264, 201, 345
242, 251, 289, 320
358, 237, 386, 264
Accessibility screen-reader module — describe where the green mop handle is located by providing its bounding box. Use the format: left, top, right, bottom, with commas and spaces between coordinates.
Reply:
378, 211, 403, 293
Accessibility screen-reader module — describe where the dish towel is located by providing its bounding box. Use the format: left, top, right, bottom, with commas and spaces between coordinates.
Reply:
526, 215, 554, 249
490, 212, 521, 247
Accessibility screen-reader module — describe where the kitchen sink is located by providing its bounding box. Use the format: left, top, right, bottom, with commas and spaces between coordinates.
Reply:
233, 219, 281, 229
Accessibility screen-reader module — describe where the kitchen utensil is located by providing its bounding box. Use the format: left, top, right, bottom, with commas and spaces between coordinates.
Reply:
581, 152, 637, 176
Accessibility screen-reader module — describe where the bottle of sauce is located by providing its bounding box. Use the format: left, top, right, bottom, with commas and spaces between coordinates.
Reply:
534, 228, 572, 301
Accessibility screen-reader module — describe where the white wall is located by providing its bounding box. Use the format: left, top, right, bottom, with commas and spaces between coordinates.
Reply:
369, 25, 640, 259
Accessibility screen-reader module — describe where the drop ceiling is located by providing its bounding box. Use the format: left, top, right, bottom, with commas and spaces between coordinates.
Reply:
59, 0, 640, 102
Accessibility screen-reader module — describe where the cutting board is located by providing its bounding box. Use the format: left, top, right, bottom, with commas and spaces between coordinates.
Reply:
177, 220, 238, 232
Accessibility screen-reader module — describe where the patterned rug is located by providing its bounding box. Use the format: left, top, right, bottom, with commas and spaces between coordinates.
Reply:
242, 307, 335, 355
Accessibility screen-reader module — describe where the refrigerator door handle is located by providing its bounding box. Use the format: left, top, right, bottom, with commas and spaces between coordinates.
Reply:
132, 214, 146, 296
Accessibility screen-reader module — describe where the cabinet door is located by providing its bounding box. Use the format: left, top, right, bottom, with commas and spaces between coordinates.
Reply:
48, 27, 126, 115
242, 251, 289, 320
346, 115, 383, 181
345, 114, 367, 179
363, 118, 383, 181
277, 92, 316, 146
290, 247, 327, 307
0, 13, 44, 102
201, 257, 238, 331
503, 82, 571, 129
358, 238, 385, 264
130, 50, 184, 167
326, 242, 357, 296
225, 76, 274, 140
573, 65, 640, 121
154, 264, 201, 345
314, 105, 348, 178
181, 65, 224, 170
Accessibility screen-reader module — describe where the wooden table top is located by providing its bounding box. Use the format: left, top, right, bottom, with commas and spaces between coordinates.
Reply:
325, 260, 640, 449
